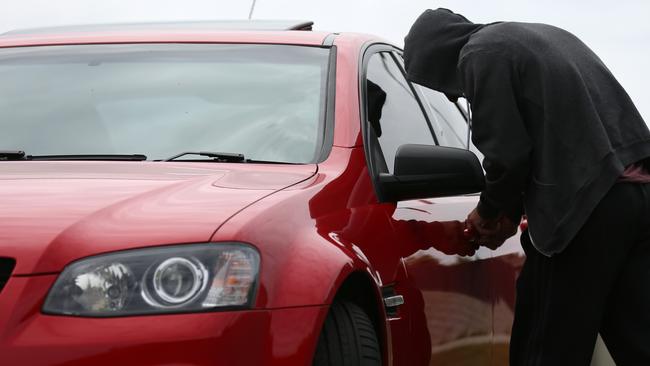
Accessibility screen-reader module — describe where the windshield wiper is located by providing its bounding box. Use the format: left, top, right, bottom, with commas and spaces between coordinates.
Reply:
27, 154, 148, 161
0, 151, 148, 161
164, 151, 246, 162
0, 150, 26, 160
163, 151, 299, 164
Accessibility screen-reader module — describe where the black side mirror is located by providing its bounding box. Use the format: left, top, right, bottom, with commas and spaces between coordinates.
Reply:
378, 144, 485, 202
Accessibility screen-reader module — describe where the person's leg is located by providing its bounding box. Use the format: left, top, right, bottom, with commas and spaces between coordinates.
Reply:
600, 183, 650, 365
510, 183, 645, 366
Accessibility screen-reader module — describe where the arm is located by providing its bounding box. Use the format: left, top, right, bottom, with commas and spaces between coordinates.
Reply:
459, 49, 531, 224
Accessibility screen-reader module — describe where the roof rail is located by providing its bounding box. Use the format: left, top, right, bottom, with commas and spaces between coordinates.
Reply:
2, 20, 315, 36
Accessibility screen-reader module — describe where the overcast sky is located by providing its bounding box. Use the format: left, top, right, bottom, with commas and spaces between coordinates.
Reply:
2, 0, 648, 120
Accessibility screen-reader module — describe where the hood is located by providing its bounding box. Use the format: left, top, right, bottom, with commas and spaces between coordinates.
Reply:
0, 161, 316, 274
403, 8, 483, 98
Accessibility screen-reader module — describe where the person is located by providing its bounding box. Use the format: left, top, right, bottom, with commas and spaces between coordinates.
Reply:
403, 8, 650, 366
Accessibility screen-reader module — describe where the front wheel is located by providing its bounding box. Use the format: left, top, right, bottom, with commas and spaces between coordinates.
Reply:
313, 300, 382, 366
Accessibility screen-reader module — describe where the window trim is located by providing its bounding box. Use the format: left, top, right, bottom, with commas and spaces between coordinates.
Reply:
313, 45, 337, 163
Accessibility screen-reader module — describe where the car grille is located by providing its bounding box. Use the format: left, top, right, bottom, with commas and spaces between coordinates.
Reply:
0, 258, 16, 294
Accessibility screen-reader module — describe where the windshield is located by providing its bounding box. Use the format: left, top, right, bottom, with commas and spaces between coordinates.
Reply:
0, 43, 331, 163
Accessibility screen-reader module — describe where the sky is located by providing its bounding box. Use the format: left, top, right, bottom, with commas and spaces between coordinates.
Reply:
2, 0, 649, 120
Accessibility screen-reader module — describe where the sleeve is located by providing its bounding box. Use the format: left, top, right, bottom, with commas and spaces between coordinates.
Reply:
458, 50, 531, 222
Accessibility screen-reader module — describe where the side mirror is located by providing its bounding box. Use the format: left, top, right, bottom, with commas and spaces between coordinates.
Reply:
378, 144, 485, 202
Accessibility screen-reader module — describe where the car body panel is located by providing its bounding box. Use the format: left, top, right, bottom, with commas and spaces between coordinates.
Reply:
0, 161, 316, 275
215, 146, 407, 363
0, 30, 331, 48
396, 197, 523, 365
0, 276, 328, 366
396, 197, 491, 365
490, 233, 526, 363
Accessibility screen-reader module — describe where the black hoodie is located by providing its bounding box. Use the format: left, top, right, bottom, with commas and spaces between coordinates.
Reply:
404, 9, 650, 256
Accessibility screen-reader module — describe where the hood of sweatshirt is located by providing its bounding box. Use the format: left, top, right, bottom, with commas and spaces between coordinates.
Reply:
403, 8, 483, 98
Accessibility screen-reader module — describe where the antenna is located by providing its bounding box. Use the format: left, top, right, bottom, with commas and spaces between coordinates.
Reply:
248, 0, 257, 20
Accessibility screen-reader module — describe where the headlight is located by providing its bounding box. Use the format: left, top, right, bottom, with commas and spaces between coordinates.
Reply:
42, 243, 260, 317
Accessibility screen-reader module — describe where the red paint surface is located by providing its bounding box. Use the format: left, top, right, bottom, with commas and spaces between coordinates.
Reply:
1, 276, 327, 366
0, 162, 316, 275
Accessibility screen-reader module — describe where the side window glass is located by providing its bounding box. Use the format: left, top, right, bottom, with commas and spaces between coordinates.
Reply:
455, 98, 485, 161
365, 52, 435, 173
392, 51, 484, 161
416, 85, 468, 149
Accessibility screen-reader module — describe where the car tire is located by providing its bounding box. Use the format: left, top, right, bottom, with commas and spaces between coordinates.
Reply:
313, 300, 381, 366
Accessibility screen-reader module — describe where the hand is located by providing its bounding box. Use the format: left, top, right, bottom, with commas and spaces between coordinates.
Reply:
483, 215, 518, 249
438, 220, 479, 256
465, 208, 518, 250
466, 208, 500, 238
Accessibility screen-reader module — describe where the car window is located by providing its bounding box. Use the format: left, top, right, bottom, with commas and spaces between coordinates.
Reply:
0, 44, 331, 163
456, 98, 485, 161
415, 85, 469, 149
365, 52, 435, 174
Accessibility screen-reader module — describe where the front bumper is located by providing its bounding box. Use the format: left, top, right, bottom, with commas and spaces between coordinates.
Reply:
1, 275, 327, 366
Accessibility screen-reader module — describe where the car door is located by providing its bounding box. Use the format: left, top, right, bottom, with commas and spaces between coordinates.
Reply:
361, 45, 494, 365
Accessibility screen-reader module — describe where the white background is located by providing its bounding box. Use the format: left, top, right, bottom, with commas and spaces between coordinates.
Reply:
2, 0, 648, 122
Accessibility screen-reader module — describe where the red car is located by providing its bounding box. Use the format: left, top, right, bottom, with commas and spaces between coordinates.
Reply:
0, 20, 544, 365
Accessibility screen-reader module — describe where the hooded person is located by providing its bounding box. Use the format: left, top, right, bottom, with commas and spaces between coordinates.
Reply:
403, 8, 650, 366
404, 9, 482, 100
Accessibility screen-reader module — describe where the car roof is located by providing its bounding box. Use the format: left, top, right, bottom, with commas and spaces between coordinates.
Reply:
0, 20, 365, 48
3, 20, 316, 36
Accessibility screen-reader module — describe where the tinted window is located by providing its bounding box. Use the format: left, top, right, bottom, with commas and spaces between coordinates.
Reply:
365, 52, 435, 173
0, 44, 330, 163
416, 85, 469, 149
